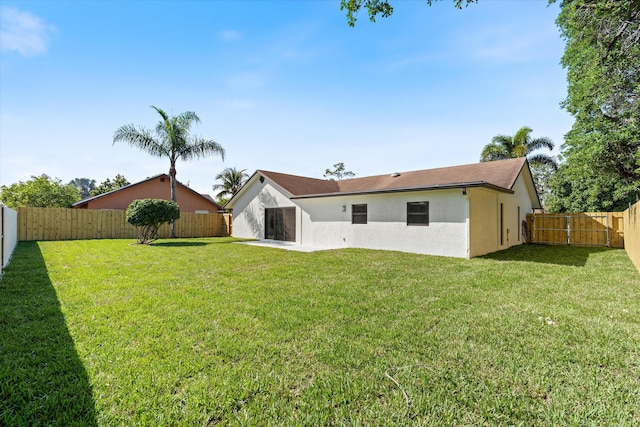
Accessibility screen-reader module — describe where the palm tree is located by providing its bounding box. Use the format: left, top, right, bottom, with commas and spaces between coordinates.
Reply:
114, 106, 225, 237
212, 167, 248, 205
480, 126, 557, 169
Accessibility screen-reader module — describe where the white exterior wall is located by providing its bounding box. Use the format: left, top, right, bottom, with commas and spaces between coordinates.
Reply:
230, 169, 538, 259
499, 173, 535, 249
298, 189, 469, 257
230, 179, 298, 240
1, 205, 18, 274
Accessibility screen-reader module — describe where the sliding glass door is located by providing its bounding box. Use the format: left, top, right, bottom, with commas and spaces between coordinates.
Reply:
265, 207, 296, 242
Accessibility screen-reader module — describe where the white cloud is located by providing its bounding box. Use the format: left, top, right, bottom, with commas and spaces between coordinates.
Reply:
220, 29, 241, 42
0, 6, 56, 56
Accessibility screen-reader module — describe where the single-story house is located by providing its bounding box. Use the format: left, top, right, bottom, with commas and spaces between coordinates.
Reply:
72, 174, 221, 213
225, 158, 541, 258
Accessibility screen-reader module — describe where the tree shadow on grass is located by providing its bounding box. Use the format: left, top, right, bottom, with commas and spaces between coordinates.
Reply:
151, 241, 209, 247
150, 237, 253, 248
0, 242, 97, 426
479, 244, 616, 267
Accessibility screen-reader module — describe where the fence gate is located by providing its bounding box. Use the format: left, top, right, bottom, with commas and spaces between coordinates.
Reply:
529, 213, 624, 247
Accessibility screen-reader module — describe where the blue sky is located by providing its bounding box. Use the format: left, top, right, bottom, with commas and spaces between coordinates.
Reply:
0, 0, 573, 198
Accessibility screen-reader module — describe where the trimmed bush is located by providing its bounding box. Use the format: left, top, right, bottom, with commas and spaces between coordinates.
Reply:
126, 199, 180, 244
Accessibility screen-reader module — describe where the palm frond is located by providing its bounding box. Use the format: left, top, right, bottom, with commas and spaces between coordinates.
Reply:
512, 145, 528, 158
179, 138, 226, 162
527, 136, 555, 153
212, 167, 248, 194
480, 142, 510, 162
528, 154, 558, 170
175, 111, 200, 134
113, 124, 168, 157
151, 105, 170, 123
490, 134, 516, 154
513, 126, 533, 146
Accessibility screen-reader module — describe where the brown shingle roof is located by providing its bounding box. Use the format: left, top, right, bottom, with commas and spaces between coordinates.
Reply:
259, 158, 527, 198
258, 170, 339, 195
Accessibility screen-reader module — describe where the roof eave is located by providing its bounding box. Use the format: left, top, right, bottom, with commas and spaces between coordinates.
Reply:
290, 181, 513, 199
225, 170, 296, 209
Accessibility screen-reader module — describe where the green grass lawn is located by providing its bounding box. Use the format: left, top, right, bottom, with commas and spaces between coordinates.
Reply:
1, 239, 639, 426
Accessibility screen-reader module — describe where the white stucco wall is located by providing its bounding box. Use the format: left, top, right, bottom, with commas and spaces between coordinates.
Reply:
230, 179, 297, 240
299, 189, 469, 257
503, 172, 536, 246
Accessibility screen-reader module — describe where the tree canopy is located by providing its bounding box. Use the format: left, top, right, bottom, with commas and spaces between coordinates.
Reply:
0, 175, 80, 208
126, 198, 180, 244
340, 0, 476, 26
547, 0, 640, 212
68, 178, 96, 200
324, 162, 356, 181
90, 174, 131, 197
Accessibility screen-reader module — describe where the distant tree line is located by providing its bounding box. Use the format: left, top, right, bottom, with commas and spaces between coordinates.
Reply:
0, 174, 131, 209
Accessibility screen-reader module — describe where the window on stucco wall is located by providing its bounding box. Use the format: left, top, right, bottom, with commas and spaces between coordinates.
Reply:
407, 202, 429, 226
352, 204, 367, 224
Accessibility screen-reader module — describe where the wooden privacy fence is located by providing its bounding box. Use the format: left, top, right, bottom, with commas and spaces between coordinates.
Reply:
526, 212, 624, 248
18, 207, 232, 241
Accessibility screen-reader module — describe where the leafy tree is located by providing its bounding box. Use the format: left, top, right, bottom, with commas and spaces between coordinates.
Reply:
0, 175, 80, 208
340, 0, 476, 26
545, 161, 625, 212
531, 162, 556, 209
548, 0, 640, 212
126, 199, 180, 244
323, 162, 356, 181
114, 106, 225, 237
90, 174, 131, 197
212, 167, 248, 206
68, 178, 96, 199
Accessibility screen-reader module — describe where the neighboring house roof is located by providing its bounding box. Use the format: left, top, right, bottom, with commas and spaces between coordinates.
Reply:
201, 194, 216, 203
260, 157, 531, 196
72, 174, 221, 210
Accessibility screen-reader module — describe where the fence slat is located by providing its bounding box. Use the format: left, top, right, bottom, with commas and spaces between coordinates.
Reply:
17, 207, 230, 241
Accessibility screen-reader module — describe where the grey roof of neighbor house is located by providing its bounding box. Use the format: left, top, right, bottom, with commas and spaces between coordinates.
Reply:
256, 157, 532, 199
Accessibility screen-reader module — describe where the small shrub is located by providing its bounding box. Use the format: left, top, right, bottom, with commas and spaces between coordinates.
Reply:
126, 199, 180, 244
